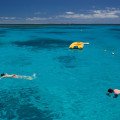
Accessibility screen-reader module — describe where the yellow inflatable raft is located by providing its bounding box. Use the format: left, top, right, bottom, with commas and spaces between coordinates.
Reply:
69, 42, 89, 49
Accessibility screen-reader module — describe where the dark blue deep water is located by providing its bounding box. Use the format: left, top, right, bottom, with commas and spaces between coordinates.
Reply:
0, 24, 120, 120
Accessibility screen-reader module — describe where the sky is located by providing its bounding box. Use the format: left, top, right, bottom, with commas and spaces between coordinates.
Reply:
0, 0, 120, 24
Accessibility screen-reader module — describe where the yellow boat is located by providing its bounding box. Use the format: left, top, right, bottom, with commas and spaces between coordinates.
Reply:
69, 42, 89, 49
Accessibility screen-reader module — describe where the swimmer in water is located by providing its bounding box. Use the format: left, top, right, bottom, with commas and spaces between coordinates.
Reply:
0, 73, 36, 80
106, 88, 120, 98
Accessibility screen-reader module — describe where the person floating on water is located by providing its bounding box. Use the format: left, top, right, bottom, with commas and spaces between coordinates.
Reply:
0, 73, 36, 80
106, 88, 120, 98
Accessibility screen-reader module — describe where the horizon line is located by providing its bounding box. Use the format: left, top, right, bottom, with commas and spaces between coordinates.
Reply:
0, 23, 120, 25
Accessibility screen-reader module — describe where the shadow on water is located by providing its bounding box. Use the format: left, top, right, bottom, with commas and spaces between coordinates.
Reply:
0, 24, 47, 29
12, 38, 72, 50
114, 35, 120, 39
56, 55, 76, 68
110, 28, 120, 32
0, 30, 7, 34
34, 31, 68, 35
109, 28, 120, 39
0, 30, 7, 37
45, 31, 68, 34
51, 26, 92, 30
0, 42, 3, 45
0, 87, 60, 120
17, 104, 53, 120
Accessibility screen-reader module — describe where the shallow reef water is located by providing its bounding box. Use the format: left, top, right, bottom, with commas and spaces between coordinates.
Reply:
0, 24, 120, 120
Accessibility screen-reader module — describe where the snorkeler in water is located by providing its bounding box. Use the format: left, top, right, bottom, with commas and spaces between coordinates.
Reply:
106, 88, 120, 98
0, 73, 36, 80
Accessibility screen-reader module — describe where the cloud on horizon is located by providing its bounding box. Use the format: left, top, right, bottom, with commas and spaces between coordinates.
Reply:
26, 17, 50, 21
0, 17, 16, 20
0, 8, 120, 24
56, 8, 120, 19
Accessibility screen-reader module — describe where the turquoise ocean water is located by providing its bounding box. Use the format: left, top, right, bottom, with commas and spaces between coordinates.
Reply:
0, 24, 120, 120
